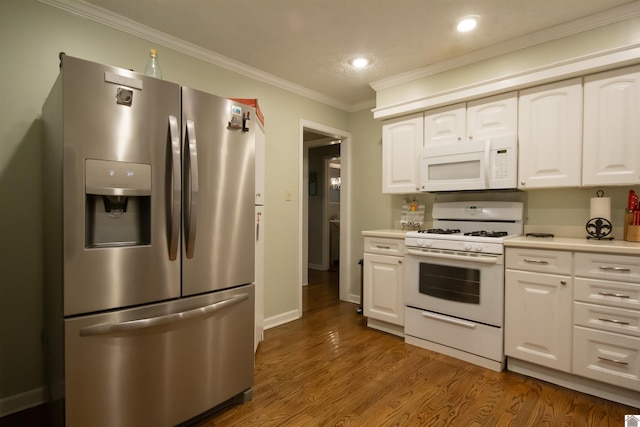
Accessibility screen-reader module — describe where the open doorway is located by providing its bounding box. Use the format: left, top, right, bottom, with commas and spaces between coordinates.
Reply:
307, 148, 340, 271
299, 120, 352, 316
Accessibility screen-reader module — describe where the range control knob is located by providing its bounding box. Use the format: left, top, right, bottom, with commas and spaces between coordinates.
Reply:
418, 239, 432, 248
463, 243, 472, 251
473, 244, 484, 252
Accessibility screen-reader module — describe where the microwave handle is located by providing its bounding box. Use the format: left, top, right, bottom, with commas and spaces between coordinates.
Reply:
484, 139, 491, 188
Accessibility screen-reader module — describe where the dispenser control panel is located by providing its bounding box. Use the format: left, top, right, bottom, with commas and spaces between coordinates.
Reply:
85, 159, 151, 196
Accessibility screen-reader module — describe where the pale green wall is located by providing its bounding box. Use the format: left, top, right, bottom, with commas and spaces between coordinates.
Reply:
0, 0, 357, 403
347, 108, 390, 296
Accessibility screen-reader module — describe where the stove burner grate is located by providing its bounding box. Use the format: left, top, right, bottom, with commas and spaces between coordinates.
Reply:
464, 230, 508, 238
421, 228, 461, 235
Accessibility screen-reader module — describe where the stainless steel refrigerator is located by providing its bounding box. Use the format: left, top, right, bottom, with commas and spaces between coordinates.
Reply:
43, 54, 256, 427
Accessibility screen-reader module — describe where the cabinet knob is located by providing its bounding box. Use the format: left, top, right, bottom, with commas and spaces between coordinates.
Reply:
560, 280, 567, 285
398, 260, 402, 264
468, 135, 473, 140
520, 181, 526, 186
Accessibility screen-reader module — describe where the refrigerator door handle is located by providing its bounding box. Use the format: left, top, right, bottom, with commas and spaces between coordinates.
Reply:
184, 119, 200, 258
79, 293, 249, 337
168, 115, 181, 260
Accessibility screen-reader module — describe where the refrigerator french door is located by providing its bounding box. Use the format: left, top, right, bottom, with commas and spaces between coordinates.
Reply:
43, 55, 255, 427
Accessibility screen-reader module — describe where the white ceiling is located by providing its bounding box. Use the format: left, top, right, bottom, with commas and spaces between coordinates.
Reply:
48, 0, 640, 111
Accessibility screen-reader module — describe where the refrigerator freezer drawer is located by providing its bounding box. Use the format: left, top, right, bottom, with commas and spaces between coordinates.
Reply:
64, 284, 255, 427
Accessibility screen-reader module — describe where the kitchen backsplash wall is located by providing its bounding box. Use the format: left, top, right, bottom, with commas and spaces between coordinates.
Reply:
392, 187, 634, 240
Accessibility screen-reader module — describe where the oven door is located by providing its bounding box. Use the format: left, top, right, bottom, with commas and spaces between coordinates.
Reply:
405, 248, 504, 327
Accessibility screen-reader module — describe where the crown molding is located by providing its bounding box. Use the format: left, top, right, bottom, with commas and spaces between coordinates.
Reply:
38, 0, 371, 112
372, 43, 640, 120
370, 1, 640, 92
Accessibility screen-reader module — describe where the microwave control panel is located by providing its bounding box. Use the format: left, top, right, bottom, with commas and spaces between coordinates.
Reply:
492, 148, 511, 180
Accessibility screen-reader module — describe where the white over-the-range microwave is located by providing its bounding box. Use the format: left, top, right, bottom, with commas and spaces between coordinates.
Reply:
419, 135, 517, 192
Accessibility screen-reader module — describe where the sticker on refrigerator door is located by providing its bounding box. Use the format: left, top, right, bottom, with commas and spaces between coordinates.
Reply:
228, 105, 243, 129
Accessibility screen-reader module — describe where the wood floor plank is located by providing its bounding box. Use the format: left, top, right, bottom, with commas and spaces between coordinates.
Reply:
197, 269, 638, 426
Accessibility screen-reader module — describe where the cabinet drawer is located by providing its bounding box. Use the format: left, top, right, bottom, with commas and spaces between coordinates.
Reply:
405, 306, 503, 362
506, 248, 572, 274
575, 252, 640, 283
574, 277, 640, 310
364, 237, 406, 256
574, 301, 640, 338
573, 326, 640, 391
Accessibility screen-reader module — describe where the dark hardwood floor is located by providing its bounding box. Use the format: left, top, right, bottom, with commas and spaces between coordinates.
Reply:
199, 269, 638, 427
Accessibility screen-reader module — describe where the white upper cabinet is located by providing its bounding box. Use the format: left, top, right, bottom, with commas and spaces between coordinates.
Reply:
466, 92, 518, 141
518, 78, 583, 189
382, 113, 423, 194
424, 92, 517, 147
583, 65, 640, 186
423, 103, 465, 146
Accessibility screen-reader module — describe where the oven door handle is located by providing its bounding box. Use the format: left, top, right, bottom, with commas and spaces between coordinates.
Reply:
421, 311, 477, 329
407, 249, 502, 264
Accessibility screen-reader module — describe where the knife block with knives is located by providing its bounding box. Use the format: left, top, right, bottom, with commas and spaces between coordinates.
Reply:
624, 189, 640, 241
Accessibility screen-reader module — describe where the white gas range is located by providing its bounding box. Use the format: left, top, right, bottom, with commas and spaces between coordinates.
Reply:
403, 201, 524, 372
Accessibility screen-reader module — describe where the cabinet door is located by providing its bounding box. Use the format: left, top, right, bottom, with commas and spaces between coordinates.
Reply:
518, 79, 583, 188
382, 113, 423, 193
363, 253, 404, 326
505, 269, 572, 372
424, 103, 465, 146
583, 65, 640, 186
467, 92, 517, 141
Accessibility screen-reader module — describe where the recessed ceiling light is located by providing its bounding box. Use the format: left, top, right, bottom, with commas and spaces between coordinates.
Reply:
456, 16, 479, 32
351, 57, 369, 69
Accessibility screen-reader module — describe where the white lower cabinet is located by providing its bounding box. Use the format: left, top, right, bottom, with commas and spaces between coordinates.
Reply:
363, 252, 404, 327
573, 252, 640, 391
505, 244, 640, 407
505, 269, 573, 372
363, 235, 405, 336
573, 326, 640, 391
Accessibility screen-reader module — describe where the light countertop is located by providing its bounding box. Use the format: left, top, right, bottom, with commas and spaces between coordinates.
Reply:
504, 235, 640, 255
361, 229, 407, 239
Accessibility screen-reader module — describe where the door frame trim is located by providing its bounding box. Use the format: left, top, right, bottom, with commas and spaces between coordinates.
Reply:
299, 120, 353, 316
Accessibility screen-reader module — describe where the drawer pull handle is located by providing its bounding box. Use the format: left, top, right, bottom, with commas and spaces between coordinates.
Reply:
598, 317, 630, 325
597, 356, 629, 366
599, 266, 631, 272
421, 312, 476, 329
598, 292, 630, 299
376, 245, 391, 249
524, 258, 549, 264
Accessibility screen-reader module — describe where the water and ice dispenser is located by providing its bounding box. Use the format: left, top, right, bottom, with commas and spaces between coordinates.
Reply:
85, 159, 152, 247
